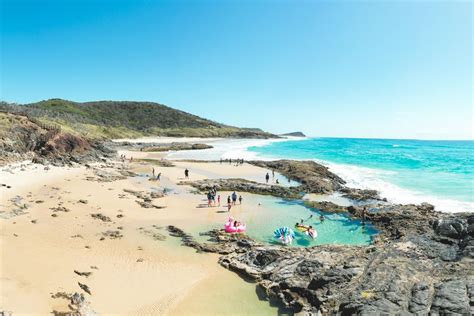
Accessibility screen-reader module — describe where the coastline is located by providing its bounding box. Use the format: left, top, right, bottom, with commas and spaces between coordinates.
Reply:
137, 136, 473, 213
1, 136, 472, 315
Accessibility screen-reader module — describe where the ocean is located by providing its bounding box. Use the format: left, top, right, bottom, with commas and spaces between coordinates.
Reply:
248, 137, 474, 213
165, 137, 473, 213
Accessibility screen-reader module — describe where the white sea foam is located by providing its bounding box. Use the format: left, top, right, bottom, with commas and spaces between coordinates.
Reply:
319, 161, 473, 213
240, 142, 472, 213
166, 137, 298, 161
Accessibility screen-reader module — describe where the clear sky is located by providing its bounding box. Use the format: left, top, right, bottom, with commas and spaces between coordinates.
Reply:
1, 0, 472, 140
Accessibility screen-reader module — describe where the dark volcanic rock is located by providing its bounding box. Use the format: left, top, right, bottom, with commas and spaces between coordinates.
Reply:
142, 142, 213, 152
91, 213, 111, 222
249, 160, 346, 194
431, 279, 470, 314
166, 202, 474, 315
434, 218, 467, 239
340, 187, 385, 201
304, 200, 348, 213
409, 282, 433, 314
180, 178, 302, 199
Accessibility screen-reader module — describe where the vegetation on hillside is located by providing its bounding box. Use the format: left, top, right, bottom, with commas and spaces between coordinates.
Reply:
0, 99, 277, 140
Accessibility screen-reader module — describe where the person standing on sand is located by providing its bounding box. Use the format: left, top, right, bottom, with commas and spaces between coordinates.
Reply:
265, 173, 270, 183
227, 196, 232, 212
272, 169, 275, 178
217, 195, 221, 206
239, 195, 243, 204
232, 191, 237, 205
152, 168, 155, 177
184, 168, 189, 179
156, 172, 161, 181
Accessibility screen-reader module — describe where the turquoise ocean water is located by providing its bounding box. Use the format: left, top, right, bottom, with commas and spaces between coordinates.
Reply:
249, 138, 474, 213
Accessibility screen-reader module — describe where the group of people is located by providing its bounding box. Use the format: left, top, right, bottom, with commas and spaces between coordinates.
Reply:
120, 154, 133, 162
206, 186, 220, 207
294, 214, 324, 238
295, 222, 316, 237
220, 158, 245, 166
205, 188, 243, 211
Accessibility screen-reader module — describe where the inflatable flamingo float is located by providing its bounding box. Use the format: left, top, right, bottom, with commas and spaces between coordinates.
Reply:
224, 217, 246, 233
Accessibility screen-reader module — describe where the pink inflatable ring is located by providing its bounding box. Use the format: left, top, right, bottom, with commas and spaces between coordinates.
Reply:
224, 217, 246, 233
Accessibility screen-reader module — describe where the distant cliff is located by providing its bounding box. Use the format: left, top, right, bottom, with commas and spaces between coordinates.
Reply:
0, 99, 278, 140
280, 131, 306, 137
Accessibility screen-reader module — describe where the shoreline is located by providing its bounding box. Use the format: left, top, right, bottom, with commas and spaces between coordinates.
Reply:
119, 136, 472, 214
1, 137, 473, 314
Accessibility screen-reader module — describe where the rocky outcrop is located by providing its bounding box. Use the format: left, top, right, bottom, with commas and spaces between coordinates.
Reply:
0, 112, 114, 166
179, 178, 302, 199
304, 200, 348, 213
249, 160, 388, 202
110, 141, 213, 152
339, 187, 385, 202
167, 204, 474, 314
249, 160, 346, 194
122, 188, 166, 209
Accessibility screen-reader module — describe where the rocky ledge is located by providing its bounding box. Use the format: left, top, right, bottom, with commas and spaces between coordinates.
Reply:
249, 160, 384, 201
180, 160, 385, 203
108, 141, 213, 152
167, 204, 474, 315
179, 178, 302, 199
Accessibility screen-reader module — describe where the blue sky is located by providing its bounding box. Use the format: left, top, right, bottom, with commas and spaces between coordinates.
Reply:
1, 0, 472, 139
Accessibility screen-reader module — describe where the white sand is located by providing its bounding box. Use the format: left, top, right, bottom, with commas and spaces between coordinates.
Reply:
0, 159, 279, 315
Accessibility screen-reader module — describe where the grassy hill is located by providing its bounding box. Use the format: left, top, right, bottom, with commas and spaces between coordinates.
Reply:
0, 99, 277, 139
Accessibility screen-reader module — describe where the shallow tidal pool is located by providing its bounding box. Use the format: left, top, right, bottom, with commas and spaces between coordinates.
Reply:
193, 194, 377, 247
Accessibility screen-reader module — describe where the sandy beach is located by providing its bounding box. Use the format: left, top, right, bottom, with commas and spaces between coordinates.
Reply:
0, 155, 280, 315
2, 138, 472, 315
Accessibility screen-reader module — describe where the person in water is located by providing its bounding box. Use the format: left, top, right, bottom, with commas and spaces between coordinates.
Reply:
276, 179, 279, 184
361, 207, 366, 226
320, 215, 325, 222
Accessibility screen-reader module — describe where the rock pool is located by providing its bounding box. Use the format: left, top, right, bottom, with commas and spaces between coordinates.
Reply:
194, 194, 377, 246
